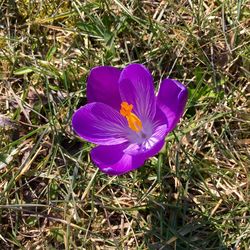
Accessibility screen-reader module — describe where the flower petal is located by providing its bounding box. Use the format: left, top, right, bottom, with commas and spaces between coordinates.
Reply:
124, 107, 167, 156
72, 102, 129, 145
157, 79, 188, 132
119, 64, 156, 121
87, 66, 122, 110
91, 143, 146, 175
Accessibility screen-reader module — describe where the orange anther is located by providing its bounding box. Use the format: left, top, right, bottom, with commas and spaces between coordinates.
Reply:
120, 102, 142, 132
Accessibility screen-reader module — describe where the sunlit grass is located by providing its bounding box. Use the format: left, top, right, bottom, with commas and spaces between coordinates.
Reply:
0, 0, 249, 249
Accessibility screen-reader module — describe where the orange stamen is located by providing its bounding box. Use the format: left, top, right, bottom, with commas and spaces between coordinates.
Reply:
120, 102, 142, 132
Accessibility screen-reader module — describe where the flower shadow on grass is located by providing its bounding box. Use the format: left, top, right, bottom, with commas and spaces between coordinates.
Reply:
135, 166, 228, 250
144, 200, 227, 250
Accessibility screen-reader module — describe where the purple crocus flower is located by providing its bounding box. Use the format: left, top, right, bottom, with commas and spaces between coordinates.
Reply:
72, 64, 188, 175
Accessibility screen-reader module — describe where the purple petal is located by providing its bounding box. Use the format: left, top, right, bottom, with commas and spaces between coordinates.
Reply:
124, 138, 165, 158
124, 107, 167, 156
87, 66, 122, 110
72, 102, 129, 145
91, 143, 146, 175
157, 79, 188, 132
119, 64, 156, 121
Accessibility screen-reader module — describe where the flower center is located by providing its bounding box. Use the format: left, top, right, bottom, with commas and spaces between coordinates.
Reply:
120, 101, 142, 132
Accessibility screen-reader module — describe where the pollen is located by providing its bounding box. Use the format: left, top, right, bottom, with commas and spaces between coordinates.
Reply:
120, 101, 142, 132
